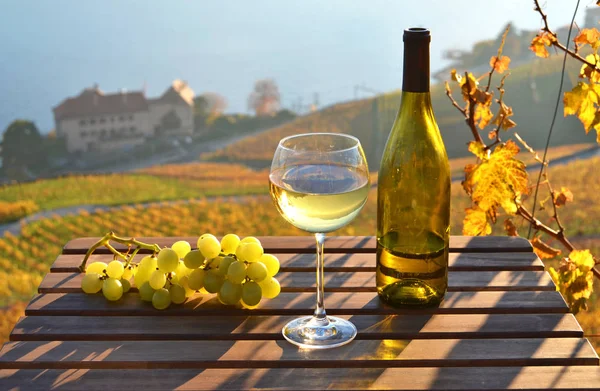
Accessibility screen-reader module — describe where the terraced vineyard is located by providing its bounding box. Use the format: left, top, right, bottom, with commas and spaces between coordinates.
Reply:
0, 164, 269, 224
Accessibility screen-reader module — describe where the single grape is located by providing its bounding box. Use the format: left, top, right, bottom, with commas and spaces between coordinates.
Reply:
227, 260, 247, 284
209, 256, 223, 271
241, 281, 262, 307
168, 271, 179, 284
157, 248, 179, 273
242, 242, 264, 263
176, 260, 192, 277
169, 284, 187, 304
178, 275, 196, 297
187, 268, 206, 291
197, 234, 221, 259
134, 265, 153, 288
246, 262, 268, 282
220, 233, 240, 255
219, 280, 243, 305
120, 278, 131, 293
149, 269, 167, 290
139, 255, 158, 270
102, 278, 123, 301
240, 236, 261, 245
260, 254, 280, 277
122, 266, 134, 280
81, 273, 103, 294
106, 260, 125, 279
183, 250, 205, 269
235, 243, 246, 261
259, 277, 281, 299
86, 262, 107, 275
215, 256, 235, 277
171, 240, 192, 259
203, 271, 225, 293
139, 281, 155, 302
152, 288, 171, 310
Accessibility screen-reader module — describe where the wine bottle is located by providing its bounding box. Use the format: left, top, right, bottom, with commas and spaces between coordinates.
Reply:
376, 28, 451, 307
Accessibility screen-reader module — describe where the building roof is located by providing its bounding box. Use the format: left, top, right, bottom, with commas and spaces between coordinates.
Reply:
151, 79, 195, 106
53, 86, 148, 121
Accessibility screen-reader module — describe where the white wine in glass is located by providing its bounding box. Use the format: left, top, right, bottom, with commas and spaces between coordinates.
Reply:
269, 133, 370, 349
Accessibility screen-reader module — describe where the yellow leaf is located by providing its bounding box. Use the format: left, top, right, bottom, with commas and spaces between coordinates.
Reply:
450, 69, 461, 82
474, 104, 494, 129
467, 141, 487, 160
504, 218, 519, 236
531, 237, 562, 259
579, 54, 600, 83
463, 207, 491, 236
465, 140, 528, 215
554, 187, 573, 207
563, 82, 600, 132
529, 32, 555, 58
489, 55, 511, 73
459, 73, 478, 101
569, 249, 595, 274
574, 28, 600, 50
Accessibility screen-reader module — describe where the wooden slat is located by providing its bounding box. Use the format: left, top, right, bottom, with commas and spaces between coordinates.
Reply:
4, 366, 600, 390
24, 291, 569, 316
63, 235, 533, 254
1, 338, 597, 369
10, 314, 583, 341
37, 271, 556, 294
51, 252, 545, 273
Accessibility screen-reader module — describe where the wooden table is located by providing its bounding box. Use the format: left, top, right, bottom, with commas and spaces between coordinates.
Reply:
1, 235, 599, 390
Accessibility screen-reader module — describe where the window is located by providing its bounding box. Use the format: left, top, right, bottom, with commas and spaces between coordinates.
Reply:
129, 126, 136, 132
79, 119, 86, 126
99, 118, 106, 124
81, 130, 88, 137
129, 115, 134, 121
110, 129, 116, 135
119, 116, 125, 122
90, 118, 96, 125
111, 117, 115, 123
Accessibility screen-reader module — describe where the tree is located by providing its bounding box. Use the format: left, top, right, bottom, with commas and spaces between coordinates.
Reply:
248, 79, 281, 116
1, 120, 48, 179
194, 93, 227, 117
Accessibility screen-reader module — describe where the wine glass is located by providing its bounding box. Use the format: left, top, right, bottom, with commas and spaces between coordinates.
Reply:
269, 133, 370, 349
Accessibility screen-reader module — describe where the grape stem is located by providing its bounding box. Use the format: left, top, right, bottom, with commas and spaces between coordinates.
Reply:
78, 232, 162, 272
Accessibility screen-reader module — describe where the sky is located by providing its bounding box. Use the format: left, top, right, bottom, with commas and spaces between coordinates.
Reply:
0, 0, 592, 132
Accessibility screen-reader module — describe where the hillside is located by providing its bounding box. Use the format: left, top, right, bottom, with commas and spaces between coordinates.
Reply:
205, 55, 594, 170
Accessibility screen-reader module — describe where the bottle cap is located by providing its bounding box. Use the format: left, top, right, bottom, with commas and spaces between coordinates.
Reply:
403, 28, 430, 42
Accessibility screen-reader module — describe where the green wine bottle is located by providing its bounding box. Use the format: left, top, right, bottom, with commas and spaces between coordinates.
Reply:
376, 28, 451, 307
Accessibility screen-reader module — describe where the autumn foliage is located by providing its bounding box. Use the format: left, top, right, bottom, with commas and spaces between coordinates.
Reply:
446, 3, 600, 313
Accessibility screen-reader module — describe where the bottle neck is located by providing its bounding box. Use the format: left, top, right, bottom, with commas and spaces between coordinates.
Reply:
402, 40, 430, 93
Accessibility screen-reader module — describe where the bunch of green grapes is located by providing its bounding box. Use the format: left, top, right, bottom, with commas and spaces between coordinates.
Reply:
186, 234, 281, 308
80, 234, 281, 310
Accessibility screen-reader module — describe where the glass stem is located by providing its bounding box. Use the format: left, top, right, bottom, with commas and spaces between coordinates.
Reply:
314, 232, 327, 321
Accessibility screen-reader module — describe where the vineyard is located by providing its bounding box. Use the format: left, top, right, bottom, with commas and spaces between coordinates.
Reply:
2, 156, 600, 346
0, 163, 269, 224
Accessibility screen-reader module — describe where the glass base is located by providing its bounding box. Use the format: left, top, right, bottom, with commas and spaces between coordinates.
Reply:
282, 315, 357, 349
